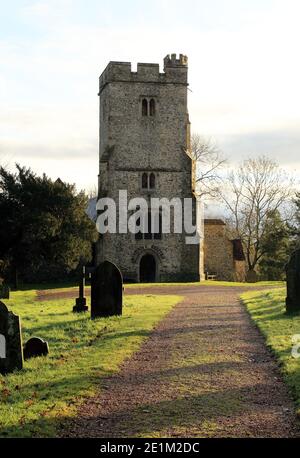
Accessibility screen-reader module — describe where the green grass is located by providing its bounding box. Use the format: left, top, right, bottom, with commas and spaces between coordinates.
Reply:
125, 280, 284, 288
241, 287, 300, 416
0, 288, 181, 437
20, 280, 284, 294
13, 282, 78, 291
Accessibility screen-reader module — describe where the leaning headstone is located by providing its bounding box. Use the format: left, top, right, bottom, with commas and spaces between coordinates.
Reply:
91, 261, 123, 319
0, 284, 10, 300
73, 266, 88, 313
286, 249, 300, 313
23, 337, 49, 360
0, 301, 23, 375
246, 269, 258, 283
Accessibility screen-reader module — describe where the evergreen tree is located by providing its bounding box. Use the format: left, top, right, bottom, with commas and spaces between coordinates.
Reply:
290, 192, 300, 249
259, 210, 291, 280
0, 164, 97, 285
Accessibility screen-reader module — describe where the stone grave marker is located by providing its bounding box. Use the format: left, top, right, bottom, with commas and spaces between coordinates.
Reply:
286, 249, 300, 313
246, 269, 258, 283
91, 261, 123, 319
23, 337, 49, 360
0, 301, 23, 375
73, 265, 88, 313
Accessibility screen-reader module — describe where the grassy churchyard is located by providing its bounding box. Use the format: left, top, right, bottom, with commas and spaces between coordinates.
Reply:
1, 280, 300, 437
125, 280, 285, 289
0, 287, 181, 437
242, 287, 300, 417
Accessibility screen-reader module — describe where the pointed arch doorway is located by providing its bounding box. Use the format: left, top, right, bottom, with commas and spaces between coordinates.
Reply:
139, 254, 157, 283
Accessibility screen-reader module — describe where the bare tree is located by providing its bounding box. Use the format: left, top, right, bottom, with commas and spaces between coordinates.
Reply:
189, 134, 227, 198
221, 156, 295, 278
87, 185, 98, 199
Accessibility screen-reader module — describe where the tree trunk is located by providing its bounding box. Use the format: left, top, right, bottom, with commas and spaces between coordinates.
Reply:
13, 265, 19, 290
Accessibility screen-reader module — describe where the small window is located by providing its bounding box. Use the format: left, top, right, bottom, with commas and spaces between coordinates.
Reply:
141, 172, 156, 190
142, 99, 148, 116
142, 173, 148, 189
149, 99, 155, 116
150, 173, 155, 189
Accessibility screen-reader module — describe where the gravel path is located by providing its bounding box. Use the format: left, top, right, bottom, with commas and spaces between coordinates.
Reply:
61, 286, 299, 438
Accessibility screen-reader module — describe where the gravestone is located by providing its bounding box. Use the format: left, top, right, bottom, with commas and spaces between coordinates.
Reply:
91, 261, 123, 319
73, 266, 88, 313
23, 337, 49, 360
0, 301, 23, 375
0, 283, 10, 300
286, 249, 300, 313
246, 269, 258, 283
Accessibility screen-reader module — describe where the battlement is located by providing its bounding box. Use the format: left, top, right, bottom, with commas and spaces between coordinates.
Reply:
99, 54, 188, 93
163, 54, 188, 68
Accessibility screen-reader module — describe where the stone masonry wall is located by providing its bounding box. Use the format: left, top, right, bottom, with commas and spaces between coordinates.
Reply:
97, 55, 201, 282
204, 219, 246, 282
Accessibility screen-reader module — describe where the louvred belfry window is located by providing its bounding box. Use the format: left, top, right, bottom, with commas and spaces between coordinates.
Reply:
142, 99, 148, 116
142, 173, 148, 189
150, 173, 155, 189
149, 98, 155, 116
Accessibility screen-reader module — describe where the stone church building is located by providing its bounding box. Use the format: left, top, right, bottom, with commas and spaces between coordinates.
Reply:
204, 219, 246, 282
96, 54, 245, 282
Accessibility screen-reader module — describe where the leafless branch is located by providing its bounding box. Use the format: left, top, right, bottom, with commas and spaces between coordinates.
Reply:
189, 134, 227, 198
220, 155, 296, 272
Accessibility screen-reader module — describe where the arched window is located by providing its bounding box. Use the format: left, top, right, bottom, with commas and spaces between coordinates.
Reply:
149, 98, 155, 116
142, 99, 148, 116
149, 173, 155, 189
142, 173, 148, 189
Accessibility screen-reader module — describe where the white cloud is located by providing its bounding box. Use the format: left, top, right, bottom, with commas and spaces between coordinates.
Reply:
1, 1, 300, 189
21, 0, 74, 24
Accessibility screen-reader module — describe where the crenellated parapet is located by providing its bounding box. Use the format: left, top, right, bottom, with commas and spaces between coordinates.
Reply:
163, 53, 188, 68
99, 54, 188, 93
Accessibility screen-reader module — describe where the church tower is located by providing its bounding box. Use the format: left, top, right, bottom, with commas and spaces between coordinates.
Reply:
97, 54, 203, 282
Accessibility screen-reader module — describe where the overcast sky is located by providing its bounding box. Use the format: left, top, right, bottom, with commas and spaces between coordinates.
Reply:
1, 0, 300, 191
